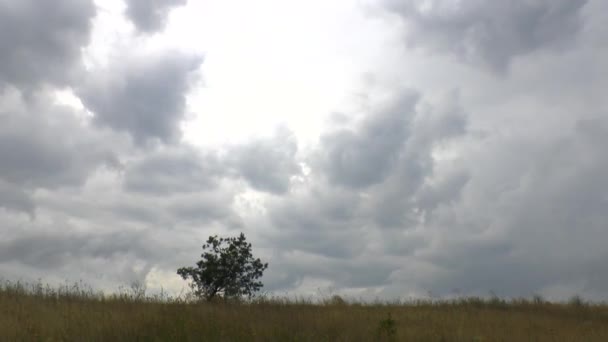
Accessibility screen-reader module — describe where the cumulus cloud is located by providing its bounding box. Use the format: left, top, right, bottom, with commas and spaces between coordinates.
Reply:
0, 165, 244, 289
78, 51, 202, 145
318, 91, 419, 189
383, 0, 589, 71
0, 230, 154, 270
0, 218, 165, 288
267, 185, 369, 259
0, 0, 223, 292
408, 114, 608, 299
123, 145, 223, 195
0, 181, 35, 216
256, 90, 469, 293
0, 100, 113, 188
227, 127, 301, 194
0, 0, 95, 89
0, 89, 118, 214
122, 128, 302, 196
124, 0, 187, 33
313, 90, 468, 228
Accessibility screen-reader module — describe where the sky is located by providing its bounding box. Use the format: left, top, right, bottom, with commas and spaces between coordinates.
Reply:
1, 0, 607, 301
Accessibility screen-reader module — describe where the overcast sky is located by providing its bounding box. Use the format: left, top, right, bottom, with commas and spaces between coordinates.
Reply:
1, 0, 607, 301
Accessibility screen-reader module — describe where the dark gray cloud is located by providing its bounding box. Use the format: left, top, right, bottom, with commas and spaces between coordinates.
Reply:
123, 146, 222, 195
125, 0, 187, 33
33, 176, 241, 234
261, 90, 469, 272
0, 0, 95, 89
411, 115, 608, 299
0, 230, 154, 269
0, 90, 118, 214
313, 90, 468, 229
2, 174, 243, 287
0, 181, 34, 216
122, 129, 303, 197
383, 0, 589, 71
364, 92, 467, 228
263, 251, 399, 292
227, 127, 301, 194
0, 225, 165, 287
168, 193, 241, 227
267, 185, 368, 259
415, 170, 470, 213
78, 52, 202, 145
318, 92, 418, 189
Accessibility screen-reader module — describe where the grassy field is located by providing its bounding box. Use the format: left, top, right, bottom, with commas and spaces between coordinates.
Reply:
1, 281, 608, 341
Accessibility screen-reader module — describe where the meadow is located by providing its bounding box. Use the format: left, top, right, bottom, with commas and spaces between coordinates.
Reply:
1, 280, 608, 341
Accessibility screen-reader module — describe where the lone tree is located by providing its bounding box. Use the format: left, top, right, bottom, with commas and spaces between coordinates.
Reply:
177, 232, 268, 301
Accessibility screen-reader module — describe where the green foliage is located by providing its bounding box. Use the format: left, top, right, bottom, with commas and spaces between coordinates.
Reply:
327, 294, 347, 306
568, 295, 586, 307
376, 312, 397, 341
532, 294, 546, 305
177, 232, 268, 301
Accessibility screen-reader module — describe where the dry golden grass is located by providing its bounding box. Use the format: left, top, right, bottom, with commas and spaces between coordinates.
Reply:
1, 281, 608, 341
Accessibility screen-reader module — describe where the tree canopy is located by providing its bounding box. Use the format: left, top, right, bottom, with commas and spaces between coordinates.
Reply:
177, 233, 268, 301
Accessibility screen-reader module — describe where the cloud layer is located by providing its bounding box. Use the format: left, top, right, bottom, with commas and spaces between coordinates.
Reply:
383, 0, 588, 71
78, 51, 202, 145
1, 0, 607, 301
125, 0, 187, 33
0, 0, 96, 89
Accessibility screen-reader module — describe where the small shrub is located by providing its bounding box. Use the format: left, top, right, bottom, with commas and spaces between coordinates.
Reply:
325, 294, 347, 306
532, 294, 545, 305
568, 295, 586, 308
376, 312, 397, 341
